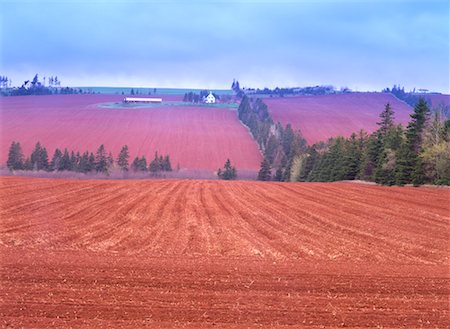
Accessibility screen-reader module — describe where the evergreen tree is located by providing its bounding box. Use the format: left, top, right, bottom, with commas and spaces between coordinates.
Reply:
374, 148, 397, 185
237, 95, 251, 122
375, 125, 404, 185
377, 103, 395, 137
107, 152, 114, 169
139, 156, 148, 171
50, 148, 63, 171
163, 155, 172, 171
149, 152, 160, 172
70, 151, 78, 171
78, 151, 91, 173
95, 144, 108, 173
132, 156, 148, 172
23, 157, 33, 170
281, 124, 295, 156
328, 137, 347, 181
359, 132, 382, 181
395, 98, 431, 185
299, 147, 317, 181
158, 155, 164, 170
6, 141, 24, 170
217, 159, 237, 180
30, 143, 41, 170
117, 145, 130, 171
342, 134, 362, 180
273, 167, 284, 181
257, 158, 272, 181
60, 148, 72, 170
30, 142, 49, 171
264, 134, 279, 164
88, 152, 96, 172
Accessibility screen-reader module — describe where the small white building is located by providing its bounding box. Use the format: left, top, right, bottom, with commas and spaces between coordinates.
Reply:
204, 92, 216, 104
123, 97, 162, 103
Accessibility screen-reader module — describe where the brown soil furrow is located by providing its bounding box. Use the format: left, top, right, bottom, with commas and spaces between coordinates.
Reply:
1, 177, 448, 328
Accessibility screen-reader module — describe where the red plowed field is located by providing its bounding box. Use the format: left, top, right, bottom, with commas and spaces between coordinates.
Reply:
0, 95, 261, 171
1, 177, 449, 328
264, 93, 412, 144
418, 93, 450, 109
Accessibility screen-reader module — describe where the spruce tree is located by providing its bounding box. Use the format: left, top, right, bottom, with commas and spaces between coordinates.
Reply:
50, 148, 63, 171
342, 134, 361, 180
95, 144, 108, 173
217, 159, 237, 180
264, 134, 279, 164
257, 158, 272, 181
299, 147, 317, 181
395, 98, 430, 185
158, 155, 164, 171
328, 137, 346, 181
88, 153, 96, 172
237, 95, 251, 121
131, 157, 140, 172
139, 156, 148, 171
7, 141, 24, 170
274, 167, 284, 181
117, 145, 130, 171
163, 155, 172, 171
149, 152, 160, 173
107, 152, 114, 169
30, 142, 49, 171
359, 132, 382, 181
377, 103, 395, 137
61, 148, 72, 170
132, 156, 147, 172
78, 152, 90, 173
23, 157, 33, 170
70, 151, 78, 171
30, 143, 41, 170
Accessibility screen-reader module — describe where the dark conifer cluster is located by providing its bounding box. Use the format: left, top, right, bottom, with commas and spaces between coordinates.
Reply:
7, 143, 173, 175
247, 96, 449, 185
217, 159, 237, 180
300, 100, 449, 185
238, 95, 307, 182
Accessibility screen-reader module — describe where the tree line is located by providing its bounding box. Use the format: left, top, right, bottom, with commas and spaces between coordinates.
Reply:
0, 76, 11, 89
253, 97, 449, 186
238, 96, 308, 182
7, 143, 173, 175
183, 90, 220, 103
1, 74, 83, 96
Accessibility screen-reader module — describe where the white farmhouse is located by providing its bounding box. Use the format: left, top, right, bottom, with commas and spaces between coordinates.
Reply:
204, 92, 216, 104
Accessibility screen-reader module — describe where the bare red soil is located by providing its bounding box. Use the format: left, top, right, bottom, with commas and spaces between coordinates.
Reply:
264, 93, 413, 144
1, 177, 448, 328
0, 94, 261, 170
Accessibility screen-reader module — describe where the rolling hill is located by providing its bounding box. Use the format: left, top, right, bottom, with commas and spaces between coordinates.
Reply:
264, 92, 413, 144
0, 94, 262, 172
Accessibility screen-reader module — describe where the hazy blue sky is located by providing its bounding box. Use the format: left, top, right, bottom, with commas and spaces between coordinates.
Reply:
1, 0, 448, 92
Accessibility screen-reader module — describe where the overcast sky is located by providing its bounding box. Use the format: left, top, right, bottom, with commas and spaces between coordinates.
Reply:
1, 0, 448, 92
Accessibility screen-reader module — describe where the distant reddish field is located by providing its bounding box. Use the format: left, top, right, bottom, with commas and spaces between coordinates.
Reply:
0, 177, 448, 328
418, 93, 450, 109
264, 93, 413, 144
0, 94, 261, 171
